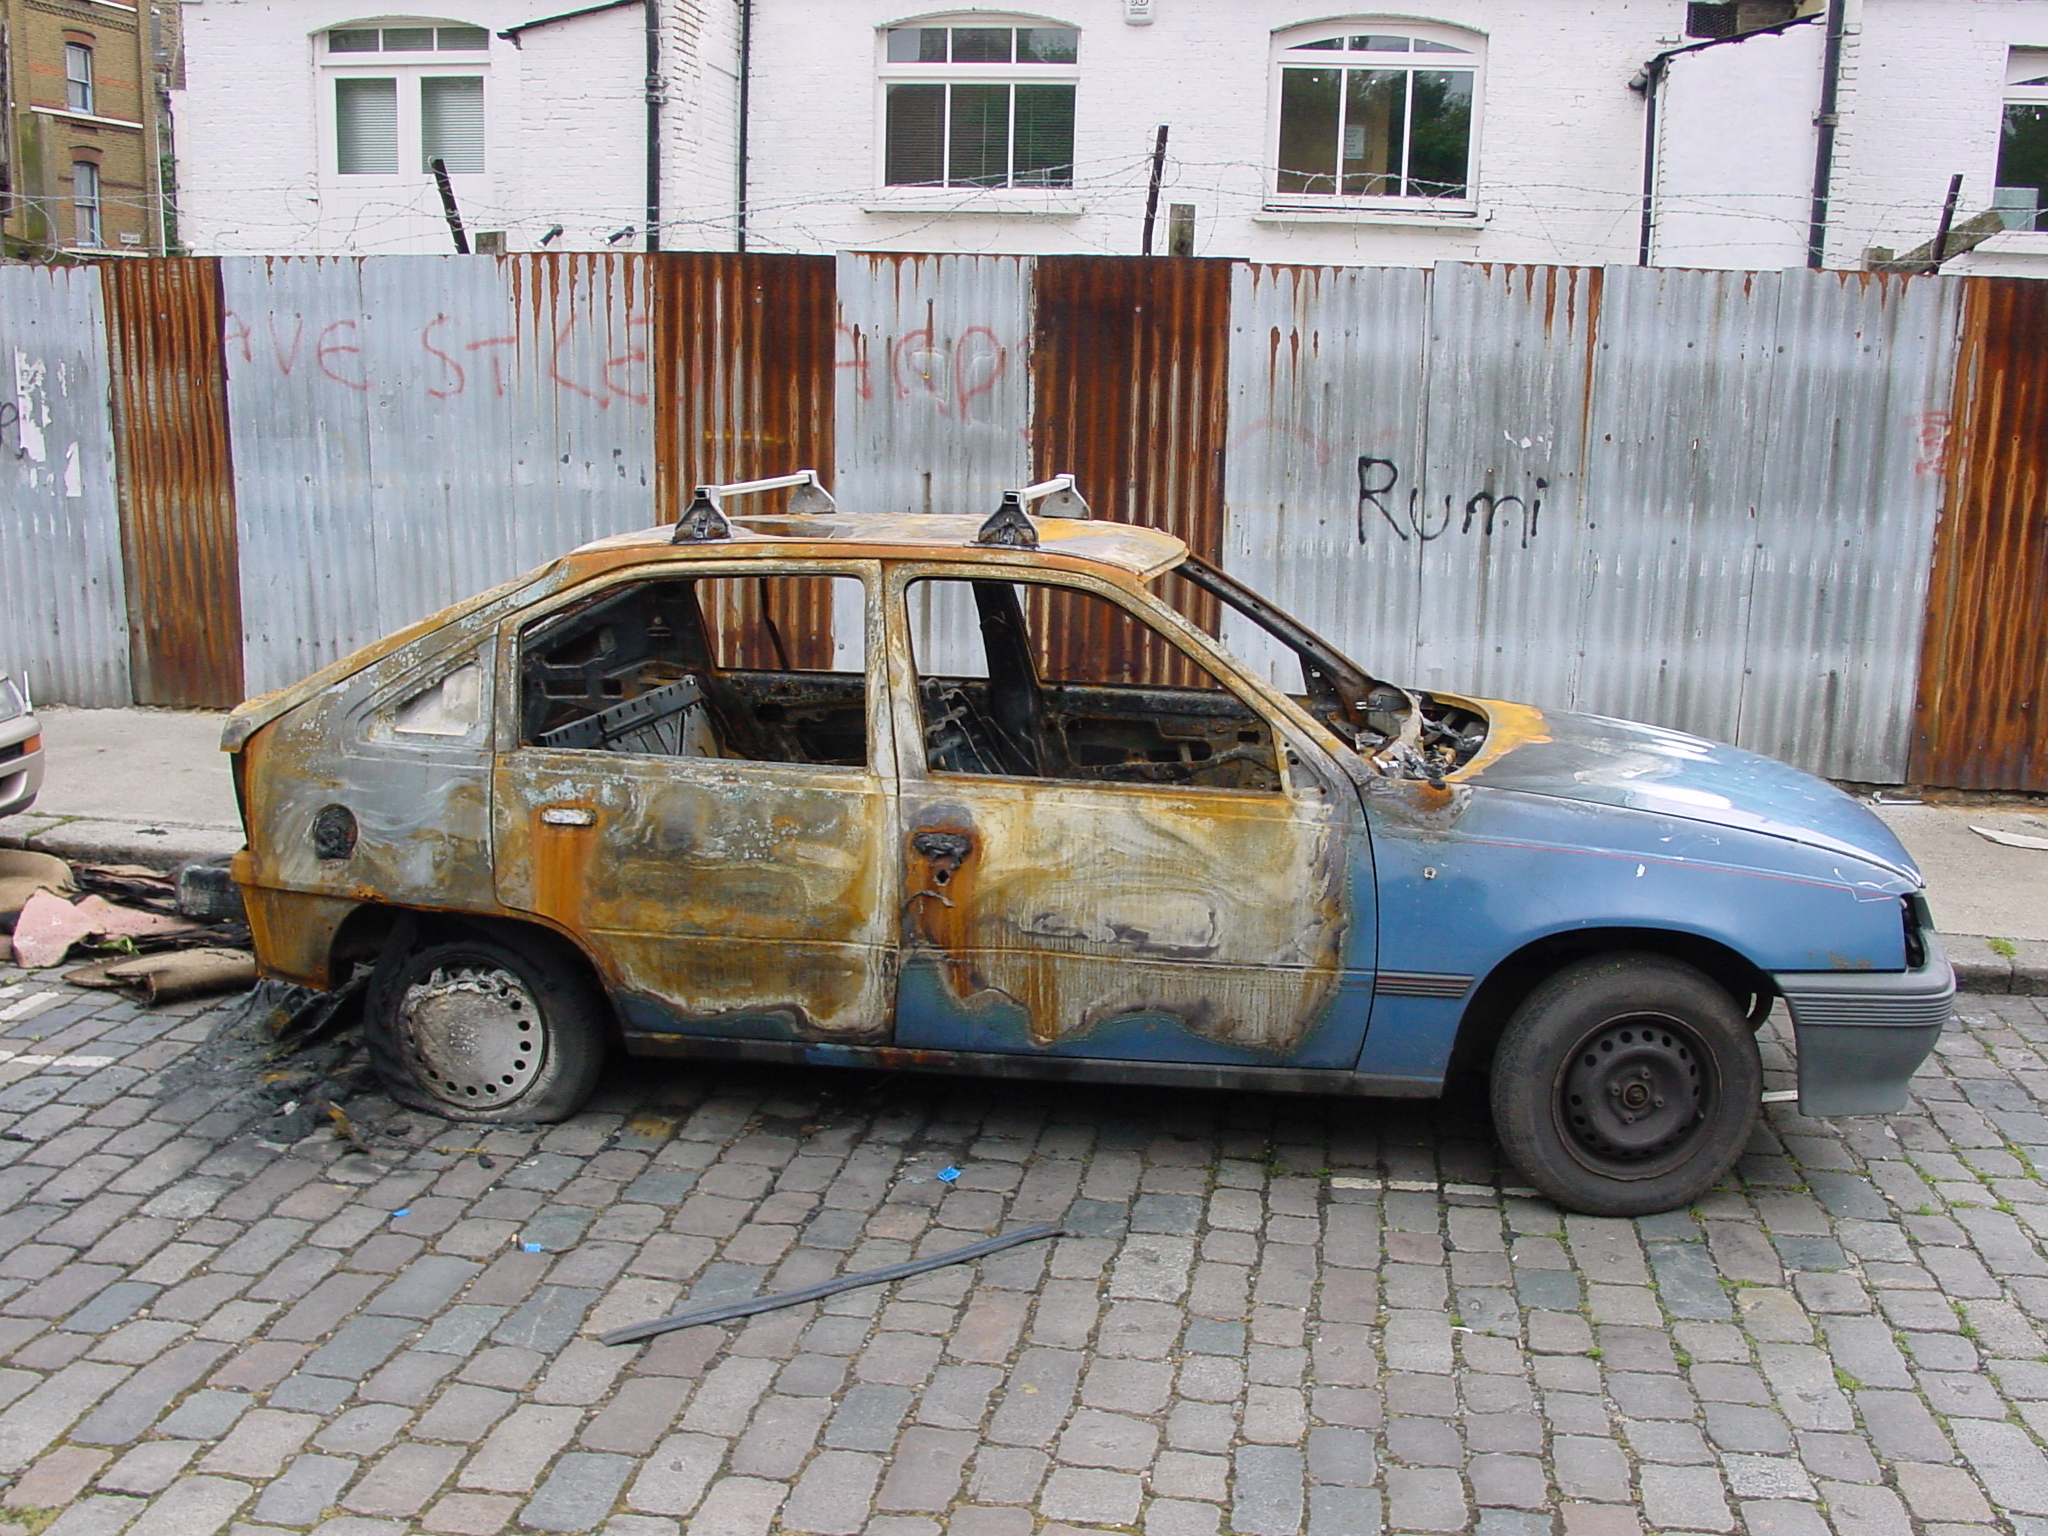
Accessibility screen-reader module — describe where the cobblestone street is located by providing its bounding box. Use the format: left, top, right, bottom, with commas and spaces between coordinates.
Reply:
0, 961, 2041, 1536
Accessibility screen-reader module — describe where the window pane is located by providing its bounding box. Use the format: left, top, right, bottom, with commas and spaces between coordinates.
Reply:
1414, 38, 1471, 52
1408, 70, 1473, 197
65, 45, 92, 113
952, 27, 1013, 62
1014, 84, 1074, 186
1350, 34, 1411, 50
383, 26, 433, 50
948, 82, 1011, 186
336, 77, 398, 174
1017, 27, 1077, 63
2000, 104, 2048, 231
72, 162, 100, 246
329, 28, 379, 51
437, 26, 489, 49
1341, 68, 1405, 195
1277, 68, 1340, 194
422, 76, 485, 173
885, 83, 945, 185
1295, 38, 1342, 50
885, 27, 925, 61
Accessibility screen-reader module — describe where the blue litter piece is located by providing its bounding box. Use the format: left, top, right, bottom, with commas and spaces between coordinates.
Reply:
522, 1242, 545, 1253
391, 1208, 410, 1219
936, 1166, 960, 1184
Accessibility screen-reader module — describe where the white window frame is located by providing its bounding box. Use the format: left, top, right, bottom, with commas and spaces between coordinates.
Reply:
318, 18, 490, 184
875, 14, 1081, 194
1998, 50, 2048, 232
1266, 19, 1483, 215
64, 43, 94, 115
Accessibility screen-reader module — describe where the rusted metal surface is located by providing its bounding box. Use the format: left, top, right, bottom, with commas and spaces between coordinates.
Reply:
102, 259, 245, 708
1224, 260, 1958, 783
654, 254, 838, 667
1031, 256, 1231, 686
0, 264, 131, 707
221, 254, 655, 696
1915, 278, 2048, 790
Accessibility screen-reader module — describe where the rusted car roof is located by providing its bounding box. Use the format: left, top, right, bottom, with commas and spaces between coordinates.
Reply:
576, 514, 1188, 578
223, 513, 1187, 750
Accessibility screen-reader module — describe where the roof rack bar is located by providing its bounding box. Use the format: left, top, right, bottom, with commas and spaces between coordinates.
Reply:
700, 469, 837, 515
1013, 473, 1091, 519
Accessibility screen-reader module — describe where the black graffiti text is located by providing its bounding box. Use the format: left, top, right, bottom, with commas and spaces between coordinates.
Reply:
1357, 456, 1547, 549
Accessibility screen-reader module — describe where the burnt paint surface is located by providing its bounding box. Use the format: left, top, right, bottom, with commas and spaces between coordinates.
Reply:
490, 558, 896, 1041
230, 515, 1932, 1101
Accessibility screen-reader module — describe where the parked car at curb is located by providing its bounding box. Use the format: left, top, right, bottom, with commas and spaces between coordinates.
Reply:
223, 473, 1952, 1216
0, 672, 43, 819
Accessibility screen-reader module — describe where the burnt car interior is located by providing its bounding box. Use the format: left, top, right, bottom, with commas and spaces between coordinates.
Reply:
909, 578, 1285, 792
519, 575, 867, 767
1172, 556, 1490, 782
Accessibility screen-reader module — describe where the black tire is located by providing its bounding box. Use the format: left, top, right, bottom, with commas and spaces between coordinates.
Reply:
1490, 953, 1760, 1217
364, 937, 607, 1123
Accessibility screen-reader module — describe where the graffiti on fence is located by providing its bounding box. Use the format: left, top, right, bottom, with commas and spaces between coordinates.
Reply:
219, 310, 650, 407
1357, 456, 1548, 548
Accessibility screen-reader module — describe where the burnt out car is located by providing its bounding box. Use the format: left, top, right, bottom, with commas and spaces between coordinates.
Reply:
225, 473, 1951, 1216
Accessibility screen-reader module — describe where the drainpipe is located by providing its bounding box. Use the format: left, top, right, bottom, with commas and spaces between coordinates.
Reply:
644, 0, 660, 251
1805, 0, 1848, 269
1632, 53, 1670, 266
735, 0, 751, 252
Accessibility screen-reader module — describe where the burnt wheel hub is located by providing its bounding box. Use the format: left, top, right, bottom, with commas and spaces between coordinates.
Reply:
1560, 1019, 1704, 1163
396, 964, 545, 1107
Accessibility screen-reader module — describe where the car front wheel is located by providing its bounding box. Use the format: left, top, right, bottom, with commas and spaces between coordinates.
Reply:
1490, 953, 1760, 1217
365, 937, 607, 1123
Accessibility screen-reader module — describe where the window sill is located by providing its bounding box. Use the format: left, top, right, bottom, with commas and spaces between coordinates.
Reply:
861, 191, 1088, 218
1255, 202, 1484, 228
29, 105, 145, 131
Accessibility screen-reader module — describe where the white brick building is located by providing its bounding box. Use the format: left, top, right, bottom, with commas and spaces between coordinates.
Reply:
169, 0, 2048, 275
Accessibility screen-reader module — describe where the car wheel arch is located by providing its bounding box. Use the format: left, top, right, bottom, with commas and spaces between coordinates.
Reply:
329, 904, 623, 1043
1443, 925, 1776, 1085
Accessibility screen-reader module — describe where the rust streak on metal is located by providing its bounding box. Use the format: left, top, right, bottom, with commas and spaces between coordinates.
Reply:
101, 257, 245, 707
1030, 256, 1231, 687
1913, 278, 2048, 790
653, 254, 838, 664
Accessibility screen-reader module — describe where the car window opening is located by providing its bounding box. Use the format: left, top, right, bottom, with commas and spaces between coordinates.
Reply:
908, 577, 1285, 792
1168, 555, 1489, 781
519, 575, 867, 767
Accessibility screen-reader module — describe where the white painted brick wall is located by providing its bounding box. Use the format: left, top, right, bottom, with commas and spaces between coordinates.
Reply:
172, 0, 724, 254
169, 0, 2048, 273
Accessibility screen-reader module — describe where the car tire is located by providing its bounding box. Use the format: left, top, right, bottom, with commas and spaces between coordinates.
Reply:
1490, 953, 1760, 1217
364, 937, 607, 1123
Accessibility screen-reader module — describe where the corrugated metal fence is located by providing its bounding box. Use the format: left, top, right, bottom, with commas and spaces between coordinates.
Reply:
0, 252, 2037, 790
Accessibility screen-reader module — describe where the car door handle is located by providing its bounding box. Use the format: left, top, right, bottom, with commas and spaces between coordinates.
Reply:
911, 829, 973, 885
539, 805, 596, 827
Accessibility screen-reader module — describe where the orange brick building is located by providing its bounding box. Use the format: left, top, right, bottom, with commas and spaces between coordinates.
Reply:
1, 0, 167, 256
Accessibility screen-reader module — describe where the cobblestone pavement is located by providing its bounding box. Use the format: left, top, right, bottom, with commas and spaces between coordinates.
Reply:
0, 964, 2043, 1536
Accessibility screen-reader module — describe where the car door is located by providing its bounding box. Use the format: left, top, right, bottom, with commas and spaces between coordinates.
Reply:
886, 563, 1375, 1067
491, 560, 897, 1043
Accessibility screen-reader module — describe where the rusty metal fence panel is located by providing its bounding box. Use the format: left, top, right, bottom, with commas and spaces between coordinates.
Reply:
1915, 279, 2048, 791
221, 254, 655, 695
0, 265, 131, 706
102, 258, 244, 708
1223, 260, 1958, 782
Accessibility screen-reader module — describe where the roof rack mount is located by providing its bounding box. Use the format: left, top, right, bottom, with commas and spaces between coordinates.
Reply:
974, 473, 1092, 548
671, 469, 836, 544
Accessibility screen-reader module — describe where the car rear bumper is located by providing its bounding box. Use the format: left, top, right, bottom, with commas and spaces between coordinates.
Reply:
1774, 935, 1954, 1116
0, 714, 42, 818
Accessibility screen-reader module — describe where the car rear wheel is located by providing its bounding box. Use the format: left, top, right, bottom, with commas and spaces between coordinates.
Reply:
365, 938, 606, 1123
1490, 953, 1760, 1217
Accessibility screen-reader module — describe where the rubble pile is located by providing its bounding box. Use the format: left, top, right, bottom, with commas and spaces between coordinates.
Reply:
0, 849, 256, 1002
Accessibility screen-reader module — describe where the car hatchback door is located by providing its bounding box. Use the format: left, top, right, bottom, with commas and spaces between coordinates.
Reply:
886, 564, 1375, 1067
491, 561, 897, 1045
